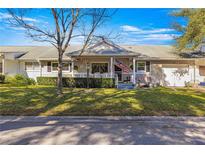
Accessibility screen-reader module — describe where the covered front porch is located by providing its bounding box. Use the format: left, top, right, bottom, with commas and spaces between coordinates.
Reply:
63, 40, 151, 85
70, 56, 151, 85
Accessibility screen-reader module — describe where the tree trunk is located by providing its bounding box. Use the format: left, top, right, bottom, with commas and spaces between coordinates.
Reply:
57, 51, 63, 95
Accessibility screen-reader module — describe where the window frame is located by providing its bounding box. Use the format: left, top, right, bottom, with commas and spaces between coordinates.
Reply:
33, 62, 40, 70
136, 61, 151, 73
137, 61, 146, 72
51, 62, 71, 72
25, 62, 39, 71
91, 62, 109, 74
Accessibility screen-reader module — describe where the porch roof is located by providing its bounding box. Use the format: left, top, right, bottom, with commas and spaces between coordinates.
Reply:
67, 43, 185, 60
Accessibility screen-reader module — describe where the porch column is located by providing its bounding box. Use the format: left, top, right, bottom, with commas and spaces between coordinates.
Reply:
71, 60, 74, 77
193, 60, 196, 84
39, 61, 42, 77
133, 57, 136, 84
110, 57, 114, 78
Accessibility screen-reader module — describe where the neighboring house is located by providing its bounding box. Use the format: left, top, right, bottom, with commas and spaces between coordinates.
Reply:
0, 40, 205, 87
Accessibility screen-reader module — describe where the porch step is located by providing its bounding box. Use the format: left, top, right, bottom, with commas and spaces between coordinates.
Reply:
117, 83, 135, 90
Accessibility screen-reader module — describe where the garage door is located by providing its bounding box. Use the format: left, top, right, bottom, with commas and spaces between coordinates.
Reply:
162, 66, 192, 87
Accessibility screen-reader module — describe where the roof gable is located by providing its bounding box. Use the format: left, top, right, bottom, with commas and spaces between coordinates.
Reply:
68, 40, 138, 56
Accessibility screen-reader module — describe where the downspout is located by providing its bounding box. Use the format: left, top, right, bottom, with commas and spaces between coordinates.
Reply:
194, 60, 196, 84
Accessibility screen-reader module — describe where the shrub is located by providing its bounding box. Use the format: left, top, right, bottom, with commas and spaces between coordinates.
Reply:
5, 74, 36, 86
37, 77, 115, 88
0, 74, 5, 83
185, 81, 199, 88
36, 77, 57, 85
27, 78, 36, 85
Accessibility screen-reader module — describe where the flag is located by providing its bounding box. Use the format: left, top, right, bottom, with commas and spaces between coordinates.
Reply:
115, 59, 131, 73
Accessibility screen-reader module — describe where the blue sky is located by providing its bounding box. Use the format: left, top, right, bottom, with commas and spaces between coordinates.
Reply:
0, 8, 184, 46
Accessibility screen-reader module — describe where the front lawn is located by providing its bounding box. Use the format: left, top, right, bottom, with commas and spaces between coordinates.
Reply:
0, 85, 205, 116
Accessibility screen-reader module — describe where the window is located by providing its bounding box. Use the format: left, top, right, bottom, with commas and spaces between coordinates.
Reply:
25, 62, 33, 70
91, 63, 108, 74
52, 63, 58, 71
47, 62, 51, 72
137, 62, 145, 71
33, 62, 40, 70
74, 65, 78, 71
52, 62, 70, 71
136, 61, 150, 72
62, 63, 69, 71
25, 62, 39, 70
199, 66, 205, 76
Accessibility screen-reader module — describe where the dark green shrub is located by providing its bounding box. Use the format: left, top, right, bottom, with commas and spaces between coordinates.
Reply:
27, 78, 36, 85
0, 74, 5, 83
5, 74, 36, 86
36, 77, 57, 85
64, 77, 76, 88
37, 77, 115, 88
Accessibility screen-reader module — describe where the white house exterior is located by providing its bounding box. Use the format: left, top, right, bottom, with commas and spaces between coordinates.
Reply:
0, 40, 205, 87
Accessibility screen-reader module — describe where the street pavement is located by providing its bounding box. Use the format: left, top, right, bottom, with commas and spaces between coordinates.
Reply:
0, 116, 205, 145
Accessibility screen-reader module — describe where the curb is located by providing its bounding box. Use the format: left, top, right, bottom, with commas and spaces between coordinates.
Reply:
1, 116, 205, 123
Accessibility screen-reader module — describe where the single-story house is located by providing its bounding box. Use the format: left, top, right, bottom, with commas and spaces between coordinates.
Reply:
0, 40, 205, 87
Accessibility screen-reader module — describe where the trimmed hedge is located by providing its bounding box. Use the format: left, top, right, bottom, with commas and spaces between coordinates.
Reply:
37, 77, 115, 88
0, 74, 5, 83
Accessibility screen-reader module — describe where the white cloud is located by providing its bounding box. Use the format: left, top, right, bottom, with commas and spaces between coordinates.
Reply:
0, 12, 37, 22
120, 25, 141, 32
9, 27, 25, 31
144, 28, 174, 34
120, 24, 175, 34
119, 24, 178, 44
119, 33, 179, 45
141, 34, 177, 41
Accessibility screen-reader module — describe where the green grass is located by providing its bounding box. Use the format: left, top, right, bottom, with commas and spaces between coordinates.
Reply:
0, 84, 205, 116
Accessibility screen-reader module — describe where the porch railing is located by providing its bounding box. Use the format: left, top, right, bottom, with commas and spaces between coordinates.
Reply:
73, 73, 114, 78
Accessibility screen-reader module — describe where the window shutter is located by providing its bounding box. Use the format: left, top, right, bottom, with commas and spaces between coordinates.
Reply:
146, 61, 150, 72
0, 62, 2, 73
199, 66, 205, 76
47, 62, 51, 72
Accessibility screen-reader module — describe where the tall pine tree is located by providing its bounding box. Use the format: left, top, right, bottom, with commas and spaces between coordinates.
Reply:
172, 9, 205, 51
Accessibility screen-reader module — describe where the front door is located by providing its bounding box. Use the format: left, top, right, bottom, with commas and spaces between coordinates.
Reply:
115, 65, 122, 81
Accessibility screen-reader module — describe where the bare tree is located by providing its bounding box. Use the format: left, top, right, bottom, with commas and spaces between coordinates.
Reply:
7, 8, 115, 95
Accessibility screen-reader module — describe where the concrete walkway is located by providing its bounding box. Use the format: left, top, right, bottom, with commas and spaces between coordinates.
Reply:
0, 116, 205, 145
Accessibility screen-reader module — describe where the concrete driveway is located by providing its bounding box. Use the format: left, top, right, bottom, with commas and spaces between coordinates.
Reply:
0, 116, 205, 145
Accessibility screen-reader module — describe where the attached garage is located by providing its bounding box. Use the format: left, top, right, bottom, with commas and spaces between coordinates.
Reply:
162, 65, 193, 86
151, 60, 197, 87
